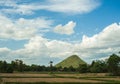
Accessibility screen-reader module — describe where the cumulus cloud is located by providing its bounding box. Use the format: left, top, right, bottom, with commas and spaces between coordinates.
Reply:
0, 23, 120, 64
54, 21, 76, 35
0, 47, 11, 57
14, 36, 74, 58
0, 0, 100, 15
80, 23, 120, 49
2, 36, 74, 64
75, 23, 120, 60
0, 15, 53, 40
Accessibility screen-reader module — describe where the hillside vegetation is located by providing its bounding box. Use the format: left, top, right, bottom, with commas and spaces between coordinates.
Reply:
55, 55, 86, 68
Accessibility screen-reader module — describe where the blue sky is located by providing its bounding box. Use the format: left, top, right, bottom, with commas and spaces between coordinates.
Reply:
0, 0, 120, 65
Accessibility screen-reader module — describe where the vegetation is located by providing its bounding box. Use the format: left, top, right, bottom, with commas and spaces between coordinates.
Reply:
0, 60, 13, 73
89, 60, 108, 73
0, 54, 119, 76
55, 55, 86, 68
107, 54, 120, 76
78, 64, 88, 73
2, 72, 120, 83
0, 54, 120, 84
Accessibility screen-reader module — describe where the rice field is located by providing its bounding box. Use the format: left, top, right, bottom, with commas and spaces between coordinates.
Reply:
0, 73, 120, 84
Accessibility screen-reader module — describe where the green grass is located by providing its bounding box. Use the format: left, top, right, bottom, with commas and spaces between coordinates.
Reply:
55, 55, 86, 68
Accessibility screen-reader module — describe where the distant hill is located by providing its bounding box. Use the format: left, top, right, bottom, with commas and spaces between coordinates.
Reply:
55, 55, 86, 68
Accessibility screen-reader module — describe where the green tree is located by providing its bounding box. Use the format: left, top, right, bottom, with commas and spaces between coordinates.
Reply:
63, 67, 68, 72
90, 60, 107, 73
11, 60, 17, 71
57, 66, 62, 71
49, 61, 53, 72
0, 61, 3, 72
107, 54, 120, 75
2, 61, 7, 73
78, 64, 88, 73
19, 60, 24, 72
6, 64, 14, 73
12, 59, 24, 72
68, 66, 76, 72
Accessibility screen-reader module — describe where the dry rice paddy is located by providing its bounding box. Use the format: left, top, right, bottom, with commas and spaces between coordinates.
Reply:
0, 73, 120, 83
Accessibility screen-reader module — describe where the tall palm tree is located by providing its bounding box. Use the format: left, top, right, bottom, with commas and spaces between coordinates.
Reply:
49, 61, 53, 72
49, 61, 53, 67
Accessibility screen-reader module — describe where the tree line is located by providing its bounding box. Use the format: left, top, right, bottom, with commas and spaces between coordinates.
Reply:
78, 54, 120, 76
0, 54, 120, 76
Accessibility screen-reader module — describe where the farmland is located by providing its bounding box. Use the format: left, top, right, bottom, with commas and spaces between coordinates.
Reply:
0, 73, 120, 84
0, 54, 120, 84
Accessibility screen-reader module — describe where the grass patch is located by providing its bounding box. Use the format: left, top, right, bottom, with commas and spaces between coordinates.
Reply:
85, 78, 120, 84
0, 76, 54, 78
1, 73, 120, 84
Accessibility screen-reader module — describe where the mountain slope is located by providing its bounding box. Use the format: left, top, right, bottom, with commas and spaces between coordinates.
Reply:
55, 55, 86, 68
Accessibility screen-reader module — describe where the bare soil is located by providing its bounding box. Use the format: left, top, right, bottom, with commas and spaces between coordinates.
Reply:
92, 77, 120, 81
55, 73, 107, 77
1, 73, 119, 83
0, 73, 51, 77
2, 78, 103, 83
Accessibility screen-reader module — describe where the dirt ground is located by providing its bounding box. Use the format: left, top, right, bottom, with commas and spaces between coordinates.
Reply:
2, 78, 102, 83
92, 77, 120, 81
55, 73, 107, 77
0, 73, 51, 77
0, 73, 120, 83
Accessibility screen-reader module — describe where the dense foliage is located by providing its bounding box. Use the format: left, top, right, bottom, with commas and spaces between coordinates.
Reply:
89, 60, 108, 73
107, 54, 120, 75
0, 54, 120, 76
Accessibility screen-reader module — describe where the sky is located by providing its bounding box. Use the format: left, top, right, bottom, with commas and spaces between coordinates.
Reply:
0, 0, 120, 65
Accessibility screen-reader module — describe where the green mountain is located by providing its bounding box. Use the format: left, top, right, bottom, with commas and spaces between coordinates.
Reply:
55, 55, 86, 68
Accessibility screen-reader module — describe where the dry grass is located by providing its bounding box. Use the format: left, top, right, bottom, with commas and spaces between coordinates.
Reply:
92, 77, 120, 81
2, 78, 103, 83
55, 73, 107, 77
1, 73, 120, 83
0, 73, 51, 77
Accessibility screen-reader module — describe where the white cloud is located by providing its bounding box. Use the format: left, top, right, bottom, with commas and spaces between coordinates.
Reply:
13, 36, 74, 58
0, 47, 11, 57
1, 4, 36, 15
54, 21, 76, 35
80, 23, 120, 49
0, 0, 17, 7
47, 40, 74, 57
0, 0, 34, 15
0, 14, 53, 40
0, 23, 120, 64
75, 23, 120, 59
2, 36, 74, 64
0, 0, 100, 15
43, 0, 100, 14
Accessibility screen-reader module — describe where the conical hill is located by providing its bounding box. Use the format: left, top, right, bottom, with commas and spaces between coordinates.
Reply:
55, 55, 86, 68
